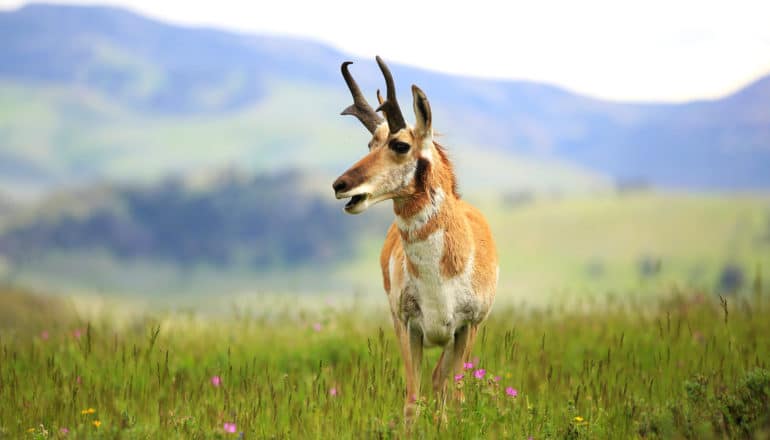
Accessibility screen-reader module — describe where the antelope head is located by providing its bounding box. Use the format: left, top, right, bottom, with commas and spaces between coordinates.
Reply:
333, 56, 434, 214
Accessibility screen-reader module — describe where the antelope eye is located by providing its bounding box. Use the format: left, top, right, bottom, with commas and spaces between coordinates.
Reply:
389, 141, 410, 154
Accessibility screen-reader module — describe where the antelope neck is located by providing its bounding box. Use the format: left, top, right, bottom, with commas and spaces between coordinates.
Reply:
394, 187, 454, 243
393, 150, 459, 243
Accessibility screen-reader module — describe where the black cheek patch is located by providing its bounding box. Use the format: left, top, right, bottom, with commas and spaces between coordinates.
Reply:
414, 158, 431, 193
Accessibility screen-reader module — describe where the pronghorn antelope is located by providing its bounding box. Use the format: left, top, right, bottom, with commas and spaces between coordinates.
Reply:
333, 56, 498, 418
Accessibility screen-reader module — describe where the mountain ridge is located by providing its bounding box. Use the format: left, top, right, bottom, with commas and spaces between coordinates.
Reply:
1, 3, 769, 189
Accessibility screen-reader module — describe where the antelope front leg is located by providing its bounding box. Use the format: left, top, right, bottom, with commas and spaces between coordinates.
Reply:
392, 315, 423, 421
405, 322, 423, 419
432, 324, 472, 398
461, 324, 479, 368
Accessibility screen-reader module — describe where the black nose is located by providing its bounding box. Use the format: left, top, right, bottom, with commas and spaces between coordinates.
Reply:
333, 177, 349, 193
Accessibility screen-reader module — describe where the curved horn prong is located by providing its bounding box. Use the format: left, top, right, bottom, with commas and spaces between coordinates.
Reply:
340, 61, 383, 134
374, 56, 407, 134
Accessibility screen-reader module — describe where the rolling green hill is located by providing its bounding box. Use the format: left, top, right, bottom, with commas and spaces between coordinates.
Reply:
332, 193, 770, 304
1, 4, 770, 191
0, 81, 608, 197
2, 186, 767, 302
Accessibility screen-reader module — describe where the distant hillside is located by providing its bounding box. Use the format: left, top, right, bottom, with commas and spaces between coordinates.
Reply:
0, 170, 387, 270
0, 284, 74, 329
0, 192, 12, 214
0, 4, 769, 191
0, 3, 342, 113
0, 79, 609, 198
0, 193, 13, 235
1, 184, 768, 298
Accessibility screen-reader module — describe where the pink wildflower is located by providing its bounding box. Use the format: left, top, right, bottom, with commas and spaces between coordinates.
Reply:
463, 362, 473, 370
223, 422, 237, 433
312, 322, 322, 332
454, 374, 464, 382
493, 376, 502, 382
76, 376, 82, 384
40, 330, 49, 340
506, 387, 518, 397
60, 427, 69, 435
329, 387, 338, 396
474, 369, 486, 379
72, 328, 83, 339
211, 375, 221, 387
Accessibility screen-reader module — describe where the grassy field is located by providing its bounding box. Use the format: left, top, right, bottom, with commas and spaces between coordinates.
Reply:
482, 193, 770, 298
5, 192, 768, 302
1, 283, 768, 439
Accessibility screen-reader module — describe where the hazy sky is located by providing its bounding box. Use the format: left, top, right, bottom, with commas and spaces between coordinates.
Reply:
2, 0, 770, 102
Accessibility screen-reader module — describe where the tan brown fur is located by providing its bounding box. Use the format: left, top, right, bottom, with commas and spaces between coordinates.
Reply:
334, 66, 497, 421
348, 138, 498, 418
382, 187, 498, 309
388, 142, 483, 281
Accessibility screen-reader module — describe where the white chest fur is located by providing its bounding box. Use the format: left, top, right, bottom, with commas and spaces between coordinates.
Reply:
396, 227, 480, 347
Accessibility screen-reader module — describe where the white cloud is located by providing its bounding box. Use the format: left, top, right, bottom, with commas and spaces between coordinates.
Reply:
2, 0, 769, 101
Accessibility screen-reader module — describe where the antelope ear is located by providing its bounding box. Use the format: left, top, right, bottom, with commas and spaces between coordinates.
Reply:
412, 85, 432, 138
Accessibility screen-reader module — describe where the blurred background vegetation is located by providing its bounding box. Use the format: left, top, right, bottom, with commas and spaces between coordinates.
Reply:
0, 4, 768, 308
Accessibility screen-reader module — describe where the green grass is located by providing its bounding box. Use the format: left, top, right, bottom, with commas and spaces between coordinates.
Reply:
1, 284, 769, 438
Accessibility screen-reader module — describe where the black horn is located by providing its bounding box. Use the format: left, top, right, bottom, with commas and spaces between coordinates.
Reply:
340, 61, 383, 134
374, 56, 407, 134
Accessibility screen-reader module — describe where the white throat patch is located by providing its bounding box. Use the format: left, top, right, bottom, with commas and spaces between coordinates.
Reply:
395, 188, 445, 234
420, 138, 434, 162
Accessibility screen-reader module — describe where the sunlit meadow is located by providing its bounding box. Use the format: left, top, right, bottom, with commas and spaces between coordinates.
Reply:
1, 282, 769, 438
1, 2, 770, 439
